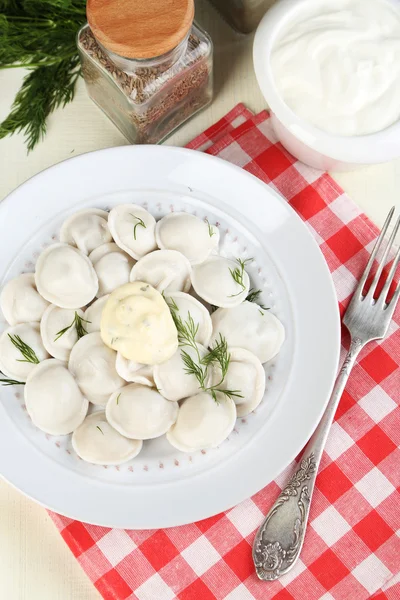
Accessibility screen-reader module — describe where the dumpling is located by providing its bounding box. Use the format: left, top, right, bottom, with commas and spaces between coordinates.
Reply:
35, 243, 98, 309
24, 359, 88, 435
212, 348, 265, 417
84, 295, 109, 333
166, 392, 236, 452
191, 256, 250, 308
68, 332, 125, 405
60, 208, 112, 254
115, 353, 154, 387
153, 345, 209, 402
106, 384, 178, 440
130, 250, 191, 294
89, 243, 134, 297
72, 412, 142, 465
211, 302, 285, 363
0, 323, 49, 382
155, 212, 219, 264
101, 282, 178, 365
108, 204, 157, 260
164, 291, 212, 346
40, 305, 85, 361
0, 273, 49, 326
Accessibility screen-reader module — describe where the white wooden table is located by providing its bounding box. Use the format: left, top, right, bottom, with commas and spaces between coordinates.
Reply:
0, 2, 399, 598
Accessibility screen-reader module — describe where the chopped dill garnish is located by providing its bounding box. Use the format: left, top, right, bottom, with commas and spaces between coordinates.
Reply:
116, 393, 121, 405
0, 374, 25, 386
259, 310, 264, 316
8, 334, 40, 364
167, 301, 242, 402
205, 218, 216, 238
228, 258, 252, 297
54, 312, 90, 342
246, 288, 268, 311
130, 214, 146, 240
96, 425, 104, 435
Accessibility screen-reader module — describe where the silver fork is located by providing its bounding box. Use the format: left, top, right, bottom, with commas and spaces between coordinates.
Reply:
253, 207, 400, 581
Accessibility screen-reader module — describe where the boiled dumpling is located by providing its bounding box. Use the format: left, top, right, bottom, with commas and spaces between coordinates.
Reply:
0, 273, 49, 326
89, 243, 134, 297
72, 411, 142, 465
153, 345, 209, 402
130, 250, 191, 294
211, 302, 285, 363
60, 208, 112, 254
115, 353, 154, 387
68, 332, 125, 405
84, 295, 109, 333
212, 348, 265, 417
106, 384, 178, 440
101, 282, 178, 364
155, 212, 219, 264
164, 291, 212, 346
35, 243, 98, 309
40, 305, 85, 361
167, 392, 236, 452
0, 323, 49, 382
191, 256, 250, 308
108, 204, 157, 260
24, 359, 88, 435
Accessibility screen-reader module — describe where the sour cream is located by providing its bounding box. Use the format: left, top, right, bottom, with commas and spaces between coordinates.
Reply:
271, 0, 400, 136
100, 282, 178, 365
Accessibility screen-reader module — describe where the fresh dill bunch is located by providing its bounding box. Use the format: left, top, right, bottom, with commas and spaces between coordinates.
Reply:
246, 288, 268, 311
0, 0, 86, 151
204, 218, 216, 238
229, 258, 252, 297
201, 335, 243, 402
54, 311, 90, 341
130, 214, 147, 240
8, 333, 40, 363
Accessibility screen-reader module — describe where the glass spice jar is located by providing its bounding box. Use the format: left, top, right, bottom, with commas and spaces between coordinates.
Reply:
208, 0, 276, 34
77, 0, 213, 145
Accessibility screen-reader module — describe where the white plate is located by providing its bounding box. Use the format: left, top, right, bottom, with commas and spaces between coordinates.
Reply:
0, 146, 340, 529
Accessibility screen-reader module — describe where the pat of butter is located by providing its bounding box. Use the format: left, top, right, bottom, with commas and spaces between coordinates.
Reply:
101, 282, 178, 364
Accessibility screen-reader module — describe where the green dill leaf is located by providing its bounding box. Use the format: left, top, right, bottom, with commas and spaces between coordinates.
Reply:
116, 393, 121, 405
228, 258, 252, 297
246, 288, 268, 311
0, 373, 25, 386
54, 311, 90, 342
205, 218, 216, 238
96, 425, 104, 435
129, 214, 146, 240
8, 334, 40, 364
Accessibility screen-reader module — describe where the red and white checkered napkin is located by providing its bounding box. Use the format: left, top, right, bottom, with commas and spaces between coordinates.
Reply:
49, 105, 400, 600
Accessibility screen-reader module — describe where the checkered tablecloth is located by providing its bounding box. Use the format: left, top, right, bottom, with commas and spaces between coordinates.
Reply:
49, 105, 400, 600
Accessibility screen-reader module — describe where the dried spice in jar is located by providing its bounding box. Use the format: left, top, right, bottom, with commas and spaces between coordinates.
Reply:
77, 0, 213, 144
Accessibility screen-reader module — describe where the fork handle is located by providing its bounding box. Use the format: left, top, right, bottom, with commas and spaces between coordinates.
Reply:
253, 336, 364, 581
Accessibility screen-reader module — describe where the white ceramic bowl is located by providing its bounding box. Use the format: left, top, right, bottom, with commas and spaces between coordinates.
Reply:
253, 0, 400, 171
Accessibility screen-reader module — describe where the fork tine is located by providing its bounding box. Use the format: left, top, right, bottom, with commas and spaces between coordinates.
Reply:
368, 214, 400, 300
354, 207, 395, 298
378, 241, 400, 308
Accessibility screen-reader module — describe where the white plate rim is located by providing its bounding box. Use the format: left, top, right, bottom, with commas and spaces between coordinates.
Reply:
0, 145, 340, 529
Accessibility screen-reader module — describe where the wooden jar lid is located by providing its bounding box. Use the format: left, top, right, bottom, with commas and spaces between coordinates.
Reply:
87, 0, 195, 59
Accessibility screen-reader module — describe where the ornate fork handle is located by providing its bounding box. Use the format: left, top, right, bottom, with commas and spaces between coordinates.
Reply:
253, 337, 364, 580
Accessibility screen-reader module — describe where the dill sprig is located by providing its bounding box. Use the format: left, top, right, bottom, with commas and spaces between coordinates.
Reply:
246, 288, 268, 311
130, 214, 146, 240
229, 258, 252, 297
96, 425, 104, 435
54, 311, 90, 342
0, 0, 86, 151
0, 374, 25, 386
205, 218, 216, 238
8, 334, 40, 364
168, 302, 242, 402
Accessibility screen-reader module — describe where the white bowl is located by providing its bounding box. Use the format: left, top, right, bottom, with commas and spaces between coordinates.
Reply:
253, 0, 400, 171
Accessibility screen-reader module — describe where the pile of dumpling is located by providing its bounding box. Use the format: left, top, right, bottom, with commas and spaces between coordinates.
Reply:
0, 205, 285, 466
